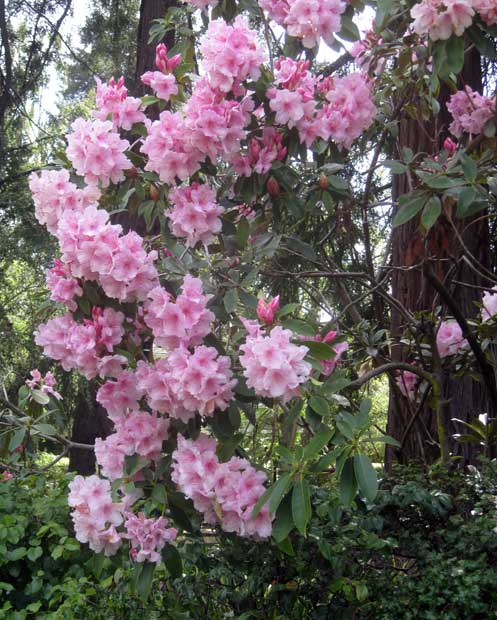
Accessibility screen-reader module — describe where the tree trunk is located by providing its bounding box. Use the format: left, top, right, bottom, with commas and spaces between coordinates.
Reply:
386, 47, 491, 467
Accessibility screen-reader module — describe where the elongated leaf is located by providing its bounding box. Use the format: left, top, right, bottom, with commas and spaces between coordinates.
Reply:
163, 545, 183, 578
339, 457, 357, 506
303, 427, 333, 461
291, 478, 312, 536
272, 494, 294, 543
9, 428, 25, 451
136, 562, 156, 601
269, 473, 293, 515
305, 341, 335, 360
309, 395, 330, 417
421, 196, 441, 230
446, 35, 465, 74
353, 454, 378, 502
393, 195, 426, 227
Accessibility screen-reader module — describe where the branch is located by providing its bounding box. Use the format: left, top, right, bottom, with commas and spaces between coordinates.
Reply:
345, 362, 434, 392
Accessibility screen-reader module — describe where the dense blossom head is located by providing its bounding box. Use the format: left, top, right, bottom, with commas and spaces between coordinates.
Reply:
29, 169, 100, 235
410, 0, 474, 41
66, 118, 132, 187
144, 275, 214, 349
240, 325, 311, 401
94, 76, 146, 130
200, 17, 265, 93
396, 370, 419, 400
68, 475, 123, 555
167, 183, 224, 247
436, 320, 468, 357
141, 71, 178, 101
473, 0, 497, 25
96, 370, 142, 422
137, 346, 236, 422
172, 435, 272, 538
259, 0, 346, 48
46, 259, 83, 311
232, 127, 287, 177
447, 87, 495, 137
123, 512, 178, 563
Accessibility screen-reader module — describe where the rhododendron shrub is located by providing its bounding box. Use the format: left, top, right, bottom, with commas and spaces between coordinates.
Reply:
19, 0, 497, 589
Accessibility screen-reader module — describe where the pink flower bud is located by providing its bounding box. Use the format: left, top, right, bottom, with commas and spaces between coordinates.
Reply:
256, 295, 280, 324
443, 137, 457, 155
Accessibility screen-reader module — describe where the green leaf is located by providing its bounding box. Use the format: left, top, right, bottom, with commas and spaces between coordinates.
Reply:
269, 473, 293, 515
163, 545, 183, 578
272, 493, 294, 543
460, 154, 477, 182
31, 389, 50, 405
384, 160, 408, 174
353, 454, 378, 502
141, 95, 159, 106
457, 186, 478, 217
421, 196, 442, 230
223, 288, 238, 314
9, 428, 25, 452
339, 458, 357, 506
308, 395, 330, 417
393, 195, 426, 227
291, 478, 312, 536
339, 14, 360, 41
446, 35, 465, 74
33, 423, 57, 435
136, 562, 156, 602
277, 536, 295, 556
27, 546, 43, 562
304, 341, 334, 360
282, 319, 316, 336
303, 427, 334, 461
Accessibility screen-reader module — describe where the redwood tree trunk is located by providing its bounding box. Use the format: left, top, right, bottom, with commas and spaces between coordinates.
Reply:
386, 48, 491, 467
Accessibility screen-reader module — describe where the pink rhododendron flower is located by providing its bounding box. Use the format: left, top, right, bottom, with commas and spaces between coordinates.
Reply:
473, 0, 497, 25
396, 370, 420, 400
96, 370, 142, 423
144, 275, 214, 349
123, 513, 178, 563
240, 325, 312, 401
259, 0, 346, 48
256, 296, 280, 324
200, 17, 265, 93
29, 169, 100, 235
410, 0, 474, 40
46, 259, 83, 311
136, 346, 236, 422
167, 183, 224, 247
66, 118, 132, 187
26, 369, 62, 400
232, 127, 286, 177
436, 320, 468, 357
93, 76, 146, 130
1, 471, 13, 481
68, 475, 124, 555
447, 87, 495, 137
172, 435, 272, 538
482, 286, 497, 322
141, 71, 178, 101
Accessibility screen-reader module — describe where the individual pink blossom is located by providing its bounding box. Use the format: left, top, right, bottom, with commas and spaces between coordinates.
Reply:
321, 331, 349, 376
25, 369, 62, 400
396, 370, 420, 400
144, 275, 214, 349
200, 17, 265, 93
259, 0, 346, 48
473, 0, 497, 25
97, 354, 128, 379
232, 128, 286, 178
167, 183, 224, 247
96, 370, 142, 423
410, 0, 474, 41
137, 346, 236, 422
482, 286, 497, 322
141, 71, 178, 101
123, 513, 177, 563
447, 87, 495, 137
240, 325, 312, 402
171, 435, 272, 538
66, 118, 132, 187
436, 320, 468, 357
256, 296, 280, 324
93, 76, 146, 130
46, 259, 83, 311
68, 475, 123, 556
29, 169, 100, 235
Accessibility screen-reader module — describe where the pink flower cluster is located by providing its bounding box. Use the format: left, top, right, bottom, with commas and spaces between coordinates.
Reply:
123, 512, 177, 563
144, 275, 214, 349
66, 118, 132, 187
172, 435, 272, 538
68, 475, 123, 556
396, 370, 419, 401
95, 411, 169, 480
233, 127, 287, 177
200, 17, 265, 93
94, 76, 146, 130
447, 87, 495, 137
410, 0, 474, 40
240, 324, 311, 401
436, 320, 468, 357
268, 59, 376, 149
473, 0, 497, 25
97, 370, 142, 421
259, 0, 346, 48
136, 346, 236, 422
167, 183, 223, 247
25, 369, 61, 400
303, 330, 349, 376
482, 286, 497, 322
46, 259, 82, 311
29, 169, 100, 235
56, 205, 158, 302
35, 307, 124, 379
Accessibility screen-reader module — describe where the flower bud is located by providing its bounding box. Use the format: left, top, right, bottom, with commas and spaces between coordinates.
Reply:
443, 137, 457, 155
149, 185, 160, 201
256, 295, 280, 324
267, 176, 280, 198
319, 174, 329, 189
